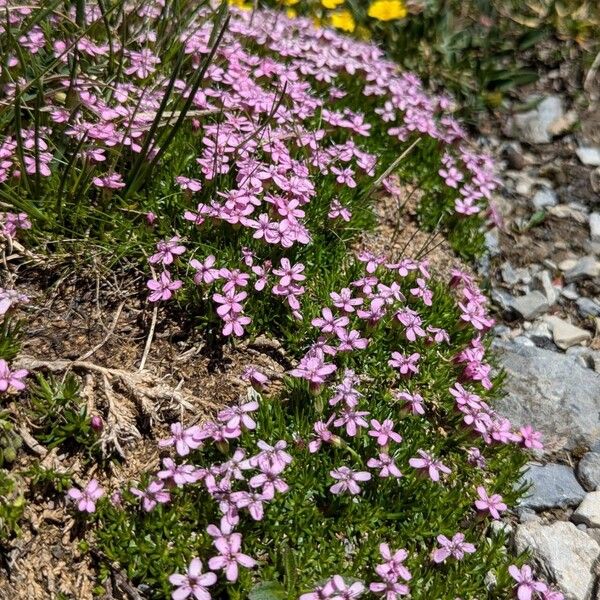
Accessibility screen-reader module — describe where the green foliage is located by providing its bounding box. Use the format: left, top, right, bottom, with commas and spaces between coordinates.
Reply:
24, 462, 73, 496
93, 273, 528, 599
0, 318, 23, 363
27, 373, 96, 453
0, 411, 23, 466
0, 469, 25, 542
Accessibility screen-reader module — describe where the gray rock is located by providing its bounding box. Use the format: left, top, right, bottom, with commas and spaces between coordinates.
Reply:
550, 205, 589, 224
590, 213, 600, 244
510, 291, 550, 320
514, 521, 600, 600
519, 463, 585, 510
494, 341, 600, 454
545, 316, 592, 349
572, 491, 600, 527
485, 229, 501, 256
532, 270, 559, 305
578, 453, 600, 491
577, 297, 600, 318
562, 285, 580, 301
508, 96, 564, 144
576, 147, 600, 167
517, 507, 541, 523
532, 188, 558, 210
564, 256, 600, 283
492, 289, 517, 313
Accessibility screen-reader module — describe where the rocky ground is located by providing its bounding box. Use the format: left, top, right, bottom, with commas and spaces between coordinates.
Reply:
480, 66, 600, 600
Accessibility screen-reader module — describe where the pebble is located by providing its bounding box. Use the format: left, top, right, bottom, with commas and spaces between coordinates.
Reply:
559, 258, 578, 272
561, 285, 580, 300
572, 491, 600, 528
518, 463, 586, 511
514, 521, 600, 600
510, 291, 550, 320
590, 212, 600, 243
577, 452, 600, 491
544, 316, 592, 349
576, 147, 600, 167
495, 341, 600, 454
577, 297, 600, 318
564, 256, 600, 283
532, 188, 558, 210
549, 204, 589, 224
532, 270, 559, 305
507, 95, 564, 144
484, 229, 501, 256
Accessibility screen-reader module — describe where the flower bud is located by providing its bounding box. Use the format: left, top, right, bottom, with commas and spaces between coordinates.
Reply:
90, 415, 103, 432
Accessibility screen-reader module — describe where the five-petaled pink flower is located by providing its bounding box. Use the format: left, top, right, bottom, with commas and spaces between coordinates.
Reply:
329, 466, 371, 495
432, 532, 475, 563
409, 449, 451, 482
474, 486, 507, 520
67, 479, 104, 513
0, 359, 28, 392
147, 270, 182, 302
208, 532, 257, 582
508, 564, 547, 600
169, 558, 216, 600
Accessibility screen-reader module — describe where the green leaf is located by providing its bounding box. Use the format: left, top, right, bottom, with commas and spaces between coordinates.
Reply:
249, 581, 287, 600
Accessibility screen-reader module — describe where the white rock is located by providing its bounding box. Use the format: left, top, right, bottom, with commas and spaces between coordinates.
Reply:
532, 188, 558, 210
559, 258, 579, 272
590, 213, 600, 243
549, 205, 589, 224
511, 291, 550, 320
509, 96, 564, 144
576, 147, 600, 167
565, 256, 600, 283
532, 270, 559, 305
573, 491, 600, 528
545, 316, 592, 349
514, 521, 600, 600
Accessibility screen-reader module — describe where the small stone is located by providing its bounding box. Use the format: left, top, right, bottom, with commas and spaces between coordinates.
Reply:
492, 289, 516, 313
572, 491, 600, 527
577, 297, 600, 318
516, 177, 534, 196
518, 463, 586, 510
577, 453, 600, 491
545, 316, 592, 349
564, 256, 600, 283
532, 188, 558, 210
485, 229, 501, 256
561, 285, 580, 300
508, 96, 564, 144
517, 507, 540, 523
549, 204, 589, 224
503, 144, 526, 170
576, 147, 600, 167
559, 258, 578, 272
489, 520, 513, 538
514, 521, 600, 600
590, 213, 600, 243
510, 291, 550, 320
532, 270, 559, 305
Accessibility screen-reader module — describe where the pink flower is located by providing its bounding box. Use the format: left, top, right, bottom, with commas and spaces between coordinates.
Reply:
157, 458, 201, 487
149, 236, 186, 265
147, 270, 182, 302
311, 307, 349, 335
213, 290, 247, 317
388, 352, 420, 376
92, 173, 125, 189
67, 479, 104, 513
330, 288, 363, 312
518, 425, 543, 450
217, 400, 259, 431
409, 449, 451, 482
394, 391, 425, 415
0, 359, 28, 392
368, 419, 402, 446
190, 255, 220, 284
272, 258, 305, 287
375, 543, 411, 582
290, 353, 337, 387
241, 366, 270, 390
432, 533, 475, 563
130, 480, 171, 512
208, 533, 257, 582
169, 558, 217, 600
367, 453, 402, 478
334, 407, 370, 437
158, 423, 202, 456
508, 564, 547, 600
474, 486, 507, 520
329, 466, 371, 495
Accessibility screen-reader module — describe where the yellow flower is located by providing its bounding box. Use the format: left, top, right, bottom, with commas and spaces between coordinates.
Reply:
228, 0, 252, 9
329, 9, 355, 32
282, 0, 299, 5
286, 8, 297, 17
322, 0, 345, 8
367, 0, 407, 21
